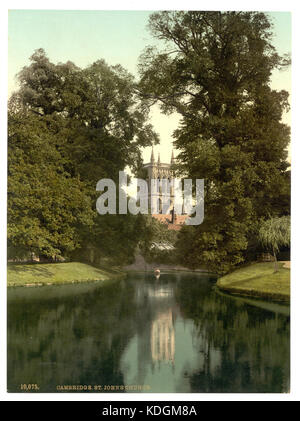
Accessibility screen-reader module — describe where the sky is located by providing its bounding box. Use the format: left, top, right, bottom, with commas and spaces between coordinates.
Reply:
8, 10, 291, 164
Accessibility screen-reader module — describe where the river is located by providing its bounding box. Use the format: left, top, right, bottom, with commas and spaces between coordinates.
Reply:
7, 272, 290, 393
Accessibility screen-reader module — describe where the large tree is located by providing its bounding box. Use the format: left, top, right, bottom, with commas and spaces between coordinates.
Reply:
7, 111, 94, 259
11, 49, 158, 181
138, 11, 290, 273
8, 49, 158, 262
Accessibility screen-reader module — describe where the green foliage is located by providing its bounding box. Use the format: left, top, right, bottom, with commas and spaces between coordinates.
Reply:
8, 49, 158, 263
8, 111, 94, 259
72, 213, 151, 266
10, 49, 158, 181
139, 216, 178, 264
258, 216, 290, 271
139, 11, 291, 274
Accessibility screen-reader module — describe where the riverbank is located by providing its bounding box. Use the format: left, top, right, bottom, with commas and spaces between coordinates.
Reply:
7, 262, 125, 287
123, 252, 208, 272
217, 262, 290, 302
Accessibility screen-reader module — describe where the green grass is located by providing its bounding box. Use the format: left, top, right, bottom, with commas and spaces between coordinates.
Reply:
7, 262, 125, 287
217, 262, 290, 302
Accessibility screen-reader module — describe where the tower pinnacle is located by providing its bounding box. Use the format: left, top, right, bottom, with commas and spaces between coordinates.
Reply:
171, 149, 175, 164
151, 146, 155, 164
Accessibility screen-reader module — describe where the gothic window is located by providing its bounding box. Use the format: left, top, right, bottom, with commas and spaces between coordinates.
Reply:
158, 198, 163, 214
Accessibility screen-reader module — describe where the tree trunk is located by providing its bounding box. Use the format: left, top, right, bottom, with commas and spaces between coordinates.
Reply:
273, 247, 278, 272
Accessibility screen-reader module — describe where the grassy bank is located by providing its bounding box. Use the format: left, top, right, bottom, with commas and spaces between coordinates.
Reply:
217, 262, 290, 302
7, 262, 125, 287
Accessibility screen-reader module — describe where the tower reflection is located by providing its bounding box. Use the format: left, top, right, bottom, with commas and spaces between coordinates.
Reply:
151, 308, 175, 364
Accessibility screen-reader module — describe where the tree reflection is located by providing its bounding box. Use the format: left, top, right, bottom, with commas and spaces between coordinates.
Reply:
7, 280, 137, 392
7, 274, 290, 393
175, 278, 290, 392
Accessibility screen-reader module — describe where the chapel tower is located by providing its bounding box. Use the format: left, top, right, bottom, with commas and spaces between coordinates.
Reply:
143, 146, 175, 216
142, 148, 188, 229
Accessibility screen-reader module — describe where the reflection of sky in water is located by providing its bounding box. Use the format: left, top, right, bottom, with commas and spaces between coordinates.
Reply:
121, 281, 222, 393
7, 273, 289, 393
121, 317, 222, 393
145, 286, 174, 298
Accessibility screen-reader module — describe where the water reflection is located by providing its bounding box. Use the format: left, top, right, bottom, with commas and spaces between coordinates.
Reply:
151, 308, 175, 364
7, 272, 289, 393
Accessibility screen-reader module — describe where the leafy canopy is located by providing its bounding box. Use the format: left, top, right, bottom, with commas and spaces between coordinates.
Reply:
8, 49, 158, 262
138, 11, 290, 273
259, 216, 290, 254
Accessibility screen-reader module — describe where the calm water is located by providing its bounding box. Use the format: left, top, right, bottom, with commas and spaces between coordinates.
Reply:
7, 272, 290, 393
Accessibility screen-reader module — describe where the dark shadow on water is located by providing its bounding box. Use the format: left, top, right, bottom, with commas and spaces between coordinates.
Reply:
7, 272, 290, 393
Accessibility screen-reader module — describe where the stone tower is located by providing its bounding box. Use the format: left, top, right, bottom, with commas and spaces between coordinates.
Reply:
143, 147, 175, 216
143, 147, 188, 229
